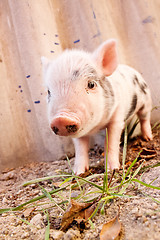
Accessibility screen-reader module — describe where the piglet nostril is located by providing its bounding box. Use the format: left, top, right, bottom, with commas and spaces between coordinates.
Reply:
50, 116, 80, 136
52, 126, 59, 135
66, 124, 78, 133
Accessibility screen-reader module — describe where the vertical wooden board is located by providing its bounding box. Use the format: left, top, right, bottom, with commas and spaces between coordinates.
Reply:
0, 1, 40, 169
0, 0, 74, 171
0, 0, 160, 170
7, 0, 74, 158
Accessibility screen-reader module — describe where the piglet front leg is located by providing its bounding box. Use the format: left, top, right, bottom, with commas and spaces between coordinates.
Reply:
73, 136, 90, 175
105, 120, 124, 170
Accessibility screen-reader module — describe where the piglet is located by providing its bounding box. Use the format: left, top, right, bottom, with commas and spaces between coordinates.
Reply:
41, 39, 152, 175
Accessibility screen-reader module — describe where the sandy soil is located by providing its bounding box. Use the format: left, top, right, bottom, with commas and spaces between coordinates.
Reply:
0, 127, 160, 240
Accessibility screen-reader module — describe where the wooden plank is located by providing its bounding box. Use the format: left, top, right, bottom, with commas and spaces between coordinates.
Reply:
0, 0, 159, 170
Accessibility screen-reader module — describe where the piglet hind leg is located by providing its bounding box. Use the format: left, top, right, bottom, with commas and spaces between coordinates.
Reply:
138, 107, 153, 141
72, 136, 90, 175
140, 118, 153, 141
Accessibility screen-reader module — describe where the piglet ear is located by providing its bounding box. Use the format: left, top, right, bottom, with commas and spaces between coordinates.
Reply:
41, 56, 51, 75
92, 39, 118, 76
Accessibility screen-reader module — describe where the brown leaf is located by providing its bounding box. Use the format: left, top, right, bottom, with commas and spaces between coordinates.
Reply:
100, 215, 121, 240
84, 203, 96, 220
139, 148, 157, 160
60, 199, 94, 231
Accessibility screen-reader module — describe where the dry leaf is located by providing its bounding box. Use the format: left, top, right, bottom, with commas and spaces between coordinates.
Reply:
126, 161, 132, 166
84, 203, 96, 220
139, 148, 157, 160
100, 215, 121, 240
61, 199, 95, 231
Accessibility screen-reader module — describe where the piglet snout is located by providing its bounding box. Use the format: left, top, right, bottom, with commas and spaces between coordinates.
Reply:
51, 115, 80, 136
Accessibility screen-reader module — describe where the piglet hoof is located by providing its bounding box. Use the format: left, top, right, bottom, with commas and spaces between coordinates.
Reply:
73, 164, 89, 176
142, 133, 153, 141
107, 160, 120, 171
141, 119, 153, 141
142, 128, 153, 141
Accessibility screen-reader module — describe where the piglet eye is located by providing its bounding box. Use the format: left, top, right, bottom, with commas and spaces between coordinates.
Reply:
88, 81, 96, 89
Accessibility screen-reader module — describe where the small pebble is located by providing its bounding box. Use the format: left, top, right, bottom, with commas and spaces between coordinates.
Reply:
0, 171, 15, 181
0, 188, 6, 194
131, 207, 139, 214
2, 197, 8, 204
21, 232, 30, 239
135, 211, 142, 219
30, 213, 43, 227
63, 229, 81, 240
151, 215, 157, 220
142, 216, 148, 223
49, 229, 64, 240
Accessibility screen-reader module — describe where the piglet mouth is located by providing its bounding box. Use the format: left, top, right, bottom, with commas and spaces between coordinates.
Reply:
50, 113, 81, 136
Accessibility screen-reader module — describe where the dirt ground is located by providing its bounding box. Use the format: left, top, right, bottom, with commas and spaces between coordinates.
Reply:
0, 127, 160, 240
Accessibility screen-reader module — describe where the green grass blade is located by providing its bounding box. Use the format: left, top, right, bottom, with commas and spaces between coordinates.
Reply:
0, 208, 12, 214
23, 175, 73, 187
71, 173, 104, 189
127, 118, 139, 140
122, 125, 128, 179
142, 192, 160, 204
0, 186, 68, 214
11, 212, 37, 228
39, 184, 65, 213
88, 198, 104, 220
88, 219, 95, 229
123, 151, 141, 180
149, 177, 158, 186
110, 193, 137, 198
45, 222, 50, 240
140, 162, 160, 172
151, 121, 160, 130
66, 155, 84, 192
60, 176, 74, 185
44, 210, 50, 240
110, 153, 141, 191
88, 195, 116, 220
66, 154, 75, 175
119, 161, 144, 195
105, 128, 108, 192
132, 161, 144, 179
73, 175, 103, 191
132, 178, 160, 190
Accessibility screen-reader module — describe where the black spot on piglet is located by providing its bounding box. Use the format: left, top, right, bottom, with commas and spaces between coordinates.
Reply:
140, 82, 147, 94
133, 75, 148, 94
125, 94, 137, 121
72, 70, 80, 79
